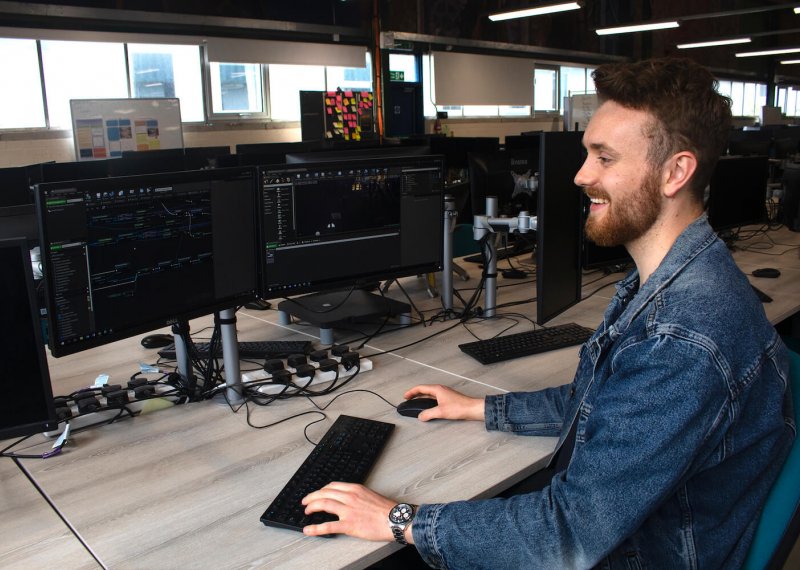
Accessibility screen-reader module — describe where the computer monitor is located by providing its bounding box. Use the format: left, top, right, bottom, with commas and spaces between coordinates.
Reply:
110, 149, 187, 176
284, 144, 431, 164
257, 155, 444, 299
536, 131, 584, 325
0, 165, 34, 207
0, 166, 38, 241
706, 155, 769, 234
0, 237, 57, 439
428, 136, 500, 173
35, 167, 258, 357
727, 129, 772, 157
184, 146, 232, 170
468, 148, 538, 218
40, 159, 110, 182
236, 141, 321, 166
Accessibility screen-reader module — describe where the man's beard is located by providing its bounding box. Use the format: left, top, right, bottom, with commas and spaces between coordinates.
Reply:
585, 169, 662, 247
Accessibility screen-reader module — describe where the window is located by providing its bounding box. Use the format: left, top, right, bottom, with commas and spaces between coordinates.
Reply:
0, 38, 45, 129
209, 62, 264, 115
128, 44, 204, 122
388, 53, 418, 82
560, 66, 595, 102
534, 68, 557, 111
717, 79, 766, 117
499, 105, 531, 117
267, 64, 325, 121
41, 40, 128, 128
326, 52, 373, 91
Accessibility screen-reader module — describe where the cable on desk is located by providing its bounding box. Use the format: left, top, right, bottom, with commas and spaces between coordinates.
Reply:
9, 456, 110, 570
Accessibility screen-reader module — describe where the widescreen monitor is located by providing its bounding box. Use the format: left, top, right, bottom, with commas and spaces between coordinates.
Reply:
468, 148, 538, 218
0, 165, 34, 207
428, 136, 500, 172
536, 131, 584, 325
727, 129, 772, 157
257, 155, 445, 299
284, 144, 431, 164
706, 155, 769, 233
0, 237, 57, 439
236, 141, 321, 166
40, 159, 110, 183
35, 167, 258, 357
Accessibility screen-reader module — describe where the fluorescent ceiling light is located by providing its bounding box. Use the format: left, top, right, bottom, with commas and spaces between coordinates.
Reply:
489, 2, 581, 22
794, 7, 800, 14
781, 59, 800, 64
596, 21, 679, 36
677, 38, 751, 49
736, 47, 800, 57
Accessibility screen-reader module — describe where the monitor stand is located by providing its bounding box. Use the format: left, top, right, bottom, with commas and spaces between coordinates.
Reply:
277, 289, 411, 345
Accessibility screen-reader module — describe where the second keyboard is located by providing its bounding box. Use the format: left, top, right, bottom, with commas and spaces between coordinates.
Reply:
260, 414, 395, 532
459, 322, 594, 364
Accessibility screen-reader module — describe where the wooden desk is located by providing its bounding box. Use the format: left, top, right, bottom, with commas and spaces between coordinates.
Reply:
2, 225, 798, 569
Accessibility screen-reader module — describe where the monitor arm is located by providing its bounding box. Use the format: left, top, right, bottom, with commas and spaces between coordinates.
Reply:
473, 196, 537, 317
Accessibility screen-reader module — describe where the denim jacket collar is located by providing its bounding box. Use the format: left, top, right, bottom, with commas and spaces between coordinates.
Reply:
607, 214, 717, 341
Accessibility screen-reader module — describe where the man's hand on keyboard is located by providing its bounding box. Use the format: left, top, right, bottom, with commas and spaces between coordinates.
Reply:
302, 482, 404, 542
404, 384, 486, 422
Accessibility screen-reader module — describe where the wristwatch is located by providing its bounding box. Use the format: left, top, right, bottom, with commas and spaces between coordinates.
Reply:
388, 503, 417, 545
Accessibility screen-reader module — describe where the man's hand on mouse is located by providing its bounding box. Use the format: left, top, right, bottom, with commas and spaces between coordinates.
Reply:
302, 482, 405, 542
404, 384, 485, 422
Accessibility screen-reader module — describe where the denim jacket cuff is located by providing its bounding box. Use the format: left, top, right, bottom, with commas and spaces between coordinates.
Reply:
412, 503, 446, 569
484, 394, 504, 431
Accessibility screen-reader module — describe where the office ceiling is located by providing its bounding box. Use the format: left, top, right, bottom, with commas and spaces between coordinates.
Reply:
3, 0, 800, 83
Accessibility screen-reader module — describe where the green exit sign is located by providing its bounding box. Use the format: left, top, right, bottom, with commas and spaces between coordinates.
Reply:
389, 70, 405, 82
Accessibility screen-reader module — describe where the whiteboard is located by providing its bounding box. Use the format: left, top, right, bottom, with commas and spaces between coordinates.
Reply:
70, 98, 184, 161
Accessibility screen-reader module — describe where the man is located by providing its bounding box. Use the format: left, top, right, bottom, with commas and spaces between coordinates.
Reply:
302, 57, 794, 569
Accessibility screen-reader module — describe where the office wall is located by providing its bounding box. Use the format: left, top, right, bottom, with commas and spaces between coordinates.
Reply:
427, 116, 562, 141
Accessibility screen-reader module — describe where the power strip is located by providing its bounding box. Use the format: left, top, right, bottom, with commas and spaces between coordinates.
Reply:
43, 384, 179, 437
241, 357, 373, 395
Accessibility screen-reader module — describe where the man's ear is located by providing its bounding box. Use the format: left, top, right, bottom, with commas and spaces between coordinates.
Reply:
662, 151, 697, 198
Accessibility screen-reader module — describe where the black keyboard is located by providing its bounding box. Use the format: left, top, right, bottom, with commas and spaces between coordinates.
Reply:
260, 415, 394, 532
459, 322, 594, 364
158, 339, 312, 360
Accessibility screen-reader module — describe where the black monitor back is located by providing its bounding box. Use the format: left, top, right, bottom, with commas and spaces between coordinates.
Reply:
781, 161, 800, 232
706, 155, 769, 232
0, 237, 57, 438
429, 136, 500, 172
468, 148, 538, 218
184, 146, 232, 169
536, 131, 584, 325
727, 129, 772, 157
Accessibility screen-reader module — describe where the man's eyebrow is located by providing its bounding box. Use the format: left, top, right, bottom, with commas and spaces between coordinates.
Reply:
585, 141, 618, 155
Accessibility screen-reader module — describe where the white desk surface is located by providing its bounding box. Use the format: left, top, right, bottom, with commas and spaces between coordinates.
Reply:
2, 226, 798, 569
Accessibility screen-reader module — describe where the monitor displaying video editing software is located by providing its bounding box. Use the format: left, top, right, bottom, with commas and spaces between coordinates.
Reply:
257, 156, 444, 299
0, 238, 57, 439
36, 167, 258, 357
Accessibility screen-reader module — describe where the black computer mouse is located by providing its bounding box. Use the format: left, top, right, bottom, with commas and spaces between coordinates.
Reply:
396, 397, 438, 418
140, 333, 174, 349
752, 268, 781, 278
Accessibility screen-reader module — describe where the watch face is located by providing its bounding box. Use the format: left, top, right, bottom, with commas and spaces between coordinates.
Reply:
389, 503, 415, 524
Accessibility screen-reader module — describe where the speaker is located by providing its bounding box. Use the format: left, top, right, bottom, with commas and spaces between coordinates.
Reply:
781, 162, 800, 232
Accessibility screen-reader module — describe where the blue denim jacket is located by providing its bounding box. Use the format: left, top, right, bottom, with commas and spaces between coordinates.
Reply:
412, 216, 795, 569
